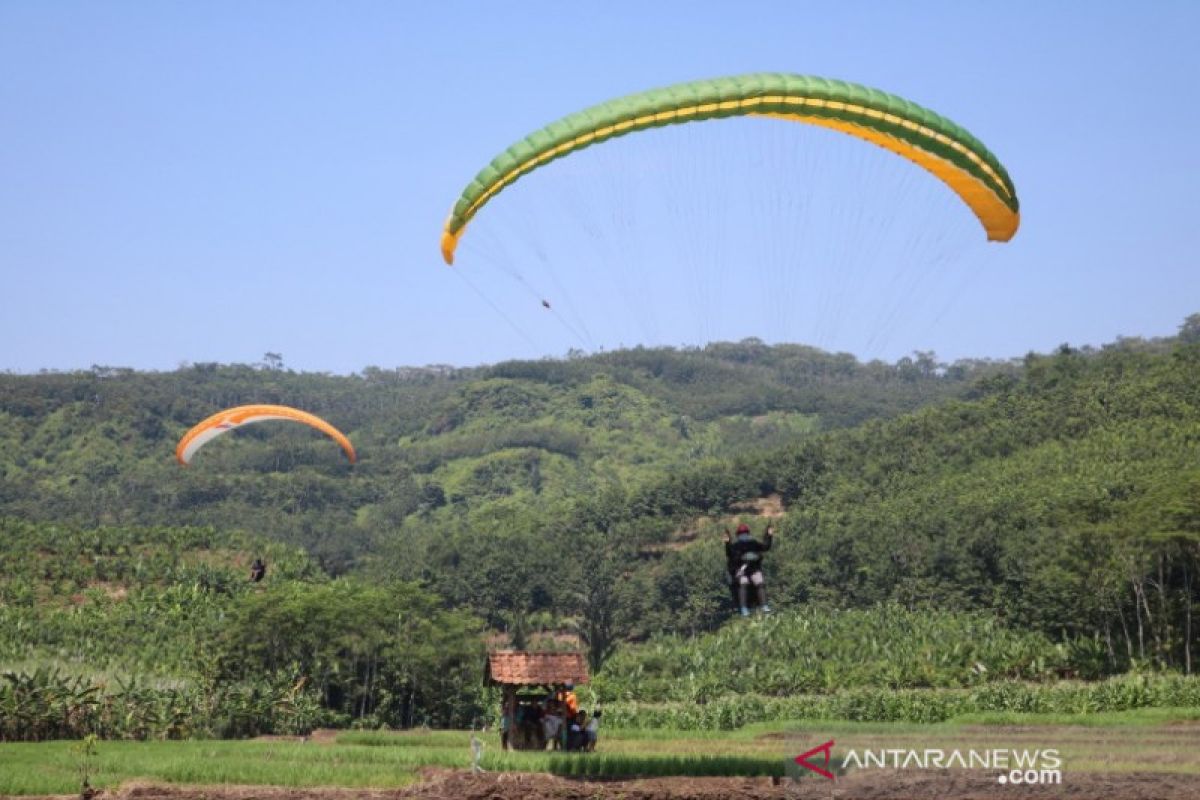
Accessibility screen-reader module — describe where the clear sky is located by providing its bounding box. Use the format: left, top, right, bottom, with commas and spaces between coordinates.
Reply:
2, 1, 1197, 373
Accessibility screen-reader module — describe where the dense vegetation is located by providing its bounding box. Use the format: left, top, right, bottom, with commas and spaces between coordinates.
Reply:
603, 673, 1200, 728
597, 605, 1098, 703
529, 326, 1200, 674
0, 341, 991, 570
2, 317, 1198, 739
0, 519, 486, 738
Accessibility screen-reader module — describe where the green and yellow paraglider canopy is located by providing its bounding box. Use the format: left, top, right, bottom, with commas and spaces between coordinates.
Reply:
441, 73, 1019, 264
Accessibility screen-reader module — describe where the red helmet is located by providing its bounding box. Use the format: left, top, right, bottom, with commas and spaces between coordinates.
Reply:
736, 523, 751, 534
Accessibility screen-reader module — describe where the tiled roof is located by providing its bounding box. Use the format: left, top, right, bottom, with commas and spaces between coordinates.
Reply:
486, 651, 589, 686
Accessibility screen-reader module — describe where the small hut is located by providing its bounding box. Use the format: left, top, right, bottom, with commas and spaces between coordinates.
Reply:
485, 650, 589, 750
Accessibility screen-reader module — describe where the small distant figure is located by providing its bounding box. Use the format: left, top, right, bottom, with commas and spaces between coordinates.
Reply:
500, 707, 512, 750
567, 710, 587, 751
541, 299, 551, 310
249, 557, 267, 583
585, 709, 601, 752
470, 731, 485, 773
542, 700, 564, 750
557, 681, 579, 750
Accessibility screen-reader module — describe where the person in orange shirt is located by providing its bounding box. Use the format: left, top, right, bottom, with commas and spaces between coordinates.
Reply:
558, 682, 579, 718
555, 681, 579, 748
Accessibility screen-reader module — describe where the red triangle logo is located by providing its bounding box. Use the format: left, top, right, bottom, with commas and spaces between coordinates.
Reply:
795, 739, 836, 780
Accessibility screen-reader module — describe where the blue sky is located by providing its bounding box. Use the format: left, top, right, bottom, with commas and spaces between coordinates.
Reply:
2, 1, 1197, 373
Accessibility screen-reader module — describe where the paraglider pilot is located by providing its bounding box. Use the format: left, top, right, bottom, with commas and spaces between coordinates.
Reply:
723, 523, 773, 616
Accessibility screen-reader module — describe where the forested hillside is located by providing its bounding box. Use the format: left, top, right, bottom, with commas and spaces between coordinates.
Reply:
2, 321, 1198, 739
0, 341, 983, 571
509, 328, 1200, 672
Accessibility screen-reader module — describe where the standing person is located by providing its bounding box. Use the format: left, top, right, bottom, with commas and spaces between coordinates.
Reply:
249, 557, 267, 583
542, 700, 563, 750
557, 681, 579, 721
727, 523, 774, 616
499, 705, 512, 750
585, 709, 601, 752
525, 701, 544, 749
555, 681, 579, 749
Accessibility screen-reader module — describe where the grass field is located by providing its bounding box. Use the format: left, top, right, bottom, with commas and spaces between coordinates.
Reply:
2, 709, 1200, 796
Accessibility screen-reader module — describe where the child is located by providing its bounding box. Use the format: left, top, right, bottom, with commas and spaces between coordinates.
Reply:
585, 709, 601, 751
568, 711, 587, 751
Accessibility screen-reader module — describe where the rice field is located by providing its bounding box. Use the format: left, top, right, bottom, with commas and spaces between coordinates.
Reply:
3, 708, 1200, 796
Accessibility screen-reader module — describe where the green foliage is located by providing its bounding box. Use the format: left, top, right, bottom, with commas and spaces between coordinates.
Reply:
70, 733, 98, 796
602, 674, 1200, 729
595, 337, 1200, 670
0, 666, 332, 741
0, 519, 485, 739
0, 518, 314, 674
0, 345, 981, 572
596, 606, 1085, 703
541, 752, 786, 779
3, 329, 1199, 743
0, 739, 427, 794
215, 579, 486, 728
0, 729, 790, 795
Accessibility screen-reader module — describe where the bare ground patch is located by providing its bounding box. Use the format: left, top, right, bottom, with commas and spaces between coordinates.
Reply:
17, 769, 1200, 800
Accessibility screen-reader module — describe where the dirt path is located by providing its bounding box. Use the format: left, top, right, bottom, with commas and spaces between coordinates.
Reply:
393, 769, 1200, 800
20, 768, 1200, 800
